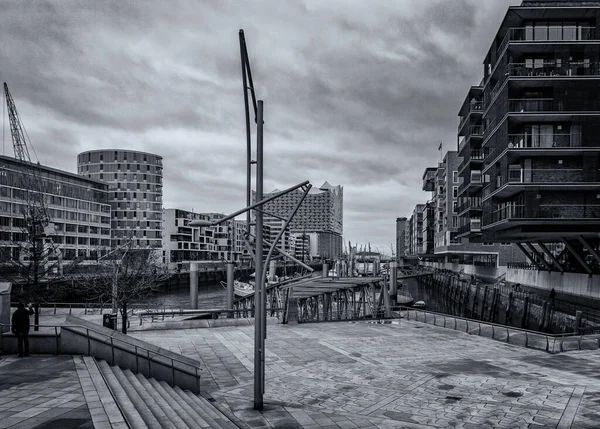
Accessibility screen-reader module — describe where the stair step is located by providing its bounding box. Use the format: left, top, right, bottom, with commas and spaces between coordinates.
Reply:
157, 381, 214, 429
93, 359, 146, 429
175, 386, 237, 429
109, 365, 163, 429
171, 386, 231, 429
148, 378, 206, 429
122, 369, 179, 429
134, 373, 191, 429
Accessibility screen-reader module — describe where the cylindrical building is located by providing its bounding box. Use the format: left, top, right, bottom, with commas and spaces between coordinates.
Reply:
77, 149, 163, 249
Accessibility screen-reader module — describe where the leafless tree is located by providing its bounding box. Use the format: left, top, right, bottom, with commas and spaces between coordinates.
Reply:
0, 213, 83, 330
74, 240, 169, 334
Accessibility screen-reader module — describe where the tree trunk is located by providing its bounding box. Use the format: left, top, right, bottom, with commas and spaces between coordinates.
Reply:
34, 303, 40, 331
121, 301, 128, 334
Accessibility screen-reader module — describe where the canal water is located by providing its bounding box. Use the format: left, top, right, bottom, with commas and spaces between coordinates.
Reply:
141, 282, 227, 309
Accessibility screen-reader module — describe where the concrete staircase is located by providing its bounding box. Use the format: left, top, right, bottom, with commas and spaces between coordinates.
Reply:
95, 359, 239, 429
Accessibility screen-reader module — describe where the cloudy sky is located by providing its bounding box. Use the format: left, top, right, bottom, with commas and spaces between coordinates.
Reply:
1, 0, 520, 254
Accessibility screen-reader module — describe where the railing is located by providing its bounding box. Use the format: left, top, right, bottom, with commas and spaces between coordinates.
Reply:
509, 98, 555, 112
398, 307, 600, 354
508, 61, 600, 78
487, 204, 600, 224
469, 125, 483, 136
508, 133, 574, 148
457, 219, 481, 236
138, 307, 286, 324
496, 26, 597, 61
0, 322, 201, 392
458, 101, 484, 129
456, 197, 482, 214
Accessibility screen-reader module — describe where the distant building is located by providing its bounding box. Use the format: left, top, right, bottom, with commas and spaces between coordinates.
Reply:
77, 150, 163, 249
0, 155, 111, 262
255, 182, 343, 259
161, 208, 250, 270
421, 151, 525, 267
395, 217, 407, 260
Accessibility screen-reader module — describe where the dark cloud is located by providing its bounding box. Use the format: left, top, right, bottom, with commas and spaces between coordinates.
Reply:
0, 0, 519, 252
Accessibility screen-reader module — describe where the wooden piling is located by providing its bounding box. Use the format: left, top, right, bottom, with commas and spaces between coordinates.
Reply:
540, 300, 548, 332
575, 310, 583, 334
505, 291, 513, 325
521, 296, 529, 329
471, 285, 479, 319
481, 286, 489, 322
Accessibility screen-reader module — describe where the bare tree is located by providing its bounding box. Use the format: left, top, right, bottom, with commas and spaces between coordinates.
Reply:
75, 240, 168, 334
0, 212, 83, 329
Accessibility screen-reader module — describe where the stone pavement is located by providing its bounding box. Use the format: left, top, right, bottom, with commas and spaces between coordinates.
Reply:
132, 318, 600, 428
0, 355, 93, 429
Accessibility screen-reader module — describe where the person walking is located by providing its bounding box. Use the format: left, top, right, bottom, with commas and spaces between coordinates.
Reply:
11, 303, 34, 357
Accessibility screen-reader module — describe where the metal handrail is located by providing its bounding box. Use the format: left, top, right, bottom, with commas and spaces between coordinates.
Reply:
0, 322, 201, 392
397, 306, 600, 353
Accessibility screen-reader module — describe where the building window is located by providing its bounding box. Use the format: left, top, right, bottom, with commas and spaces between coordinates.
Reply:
452, 216, 458, 228
453, 186, 458, 198
501, 242, 511, 246
483, 242, 494, 246
452, 202, 457, 213
453, 171, 458, 183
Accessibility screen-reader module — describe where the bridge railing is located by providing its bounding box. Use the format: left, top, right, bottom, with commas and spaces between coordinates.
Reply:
398, 306, 600, 354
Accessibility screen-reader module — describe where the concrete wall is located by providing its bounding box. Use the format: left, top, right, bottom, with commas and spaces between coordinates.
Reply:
506, 269, 600, 300
62, 315, 202, 392
422, 261, 506, 282
0, 332, 59, 354
0, 283, 11, 333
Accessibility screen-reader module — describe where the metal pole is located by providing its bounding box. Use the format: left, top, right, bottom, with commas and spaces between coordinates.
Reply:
227, 221, 235, 316
240, 30, 252, 235
254, 100, 264, 410
390, 261, 398, 304
190, 262, 198, 310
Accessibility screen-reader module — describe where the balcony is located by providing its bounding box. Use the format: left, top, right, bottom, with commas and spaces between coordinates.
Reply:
509, 98, 600, 113
457, 218, 481, 236
496, 26, 597, 61
508, 133, 574, 149
508, 61, 600, 78
458, 100, 484, 129
485, 204, 600, 226
457, 197, 482, 215
483, 167, 587, 200
458, 149, 485, 173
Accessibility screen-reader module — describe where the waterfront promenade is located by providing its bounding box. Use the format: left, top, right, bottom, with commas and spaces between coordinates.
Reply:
1, 316, 599, 428
131, 318, 600, 428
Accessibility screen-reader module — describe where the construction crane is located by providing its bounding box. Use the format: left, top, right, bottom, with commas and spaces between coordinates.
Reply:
3, 82, 53, 238
3, 83, 60, 330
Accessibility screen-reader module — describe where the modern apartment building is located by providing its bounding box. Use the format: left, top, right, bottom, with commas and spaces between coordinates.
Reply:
0, 155, 111, 262
458, 0, 600, 274
410, 204, 425, 256
256, 181, 343, 259
77, 150, 163, 249
162, 209, 250, 270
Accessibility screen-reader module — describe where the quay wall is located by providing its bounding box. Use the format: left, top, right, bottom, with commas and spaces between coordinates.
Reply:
421, 262, 600, 302
420, 261, 506, 282
506, 269, 600, 301
421, 271, 588, 333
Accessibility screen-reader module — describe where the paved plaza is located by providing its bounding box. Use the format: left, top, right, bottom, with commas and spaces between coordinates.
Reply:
133, 318, 600, 428
0, 355, 93, 429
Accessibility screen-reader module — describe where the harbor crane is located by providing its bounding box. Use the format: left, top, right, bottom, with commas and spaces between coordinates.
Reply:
3, 83, 60, 329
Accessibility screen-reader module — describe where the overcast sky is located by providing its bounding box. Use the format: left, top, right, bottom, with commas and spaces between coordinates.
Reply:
1, 0, 520, 254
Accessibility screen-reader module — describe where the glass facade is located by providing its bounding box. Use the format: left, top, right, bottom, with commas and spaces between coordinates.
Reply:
0, 155, 111, 260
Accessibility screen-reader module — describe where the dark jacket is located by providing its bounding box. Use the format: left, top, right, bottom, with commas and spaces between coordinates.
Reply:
12, 307, 34, 334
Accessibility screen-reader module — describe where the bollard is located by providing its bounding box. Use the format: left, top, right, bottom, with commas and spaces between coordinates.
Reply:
190, 262, 198, 310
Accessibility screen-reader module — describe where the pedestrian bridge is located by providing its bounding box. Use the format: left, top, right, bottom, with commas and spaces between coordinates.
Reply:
232, 269, 434, 323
